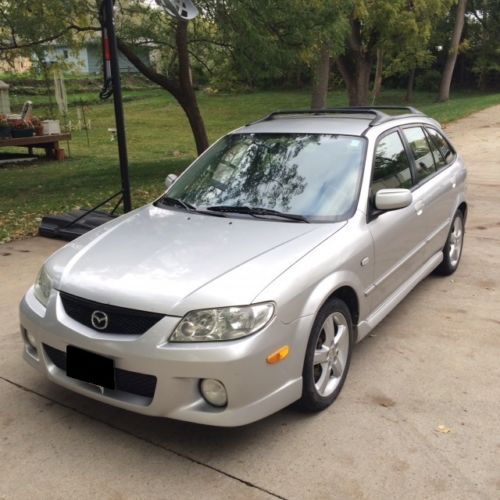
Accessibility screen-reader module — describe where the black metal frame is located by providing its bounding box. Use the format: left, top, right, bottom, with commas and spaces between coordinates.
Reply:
38, 192, 124, 240
60, 191, 123, 230
100, 0, 132, 212
39, 0, 132, 241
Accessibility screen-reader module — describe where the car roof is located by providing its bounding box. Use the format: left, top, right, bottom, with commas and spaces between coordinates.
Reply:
236, 115, 374, 136
233, 107, 439, 137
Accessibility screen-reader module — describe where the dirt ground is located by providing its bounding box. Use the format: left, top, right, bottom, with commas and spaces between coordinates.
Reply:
1, 107, 499, 499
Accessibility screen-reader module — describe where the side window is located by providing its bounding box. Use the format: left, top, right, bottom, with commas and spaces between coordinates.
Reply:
372, 131, 413, 194
424, 129, 446, 170
403, 127, 436, 181
426, 127, 455, 166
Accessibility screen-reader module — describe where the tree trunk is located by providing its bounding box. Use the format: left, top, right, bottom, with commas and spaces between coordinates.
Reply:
439, 0, 468, 102
175, 20, 209, 154
335, 19, 373, 106
372, 48, 384, 100
310, 44, 331, 109
355, 60, 372, 105
405, 67, 416, 102
336, 55, 372, 106
117, 23, 209, 156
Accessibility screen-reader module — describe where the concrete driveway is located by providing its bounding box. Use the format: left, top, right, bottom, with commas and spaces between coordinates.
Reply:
1, 107, 499, 499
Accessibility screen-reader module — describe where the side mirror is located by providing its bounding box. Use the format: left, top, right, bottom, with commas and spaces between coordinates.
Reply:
165, 173, 178, 190
375, 188, 412, 211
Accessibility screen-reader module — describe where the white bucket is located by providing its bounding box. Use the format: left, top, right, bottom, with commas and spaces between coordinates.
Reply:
42, 120, 61, 135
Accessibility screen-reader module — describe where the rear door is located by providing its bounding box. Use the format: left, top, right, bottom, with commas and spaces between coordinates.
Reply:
423, 126, 461, 256
401, 126, 457, 260
367, 129, 428, 311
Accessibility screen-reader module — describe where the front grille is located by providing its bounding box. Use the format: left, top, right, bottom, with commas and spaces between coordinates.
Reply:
44, 344, 157, 399
60, 292, 164, 335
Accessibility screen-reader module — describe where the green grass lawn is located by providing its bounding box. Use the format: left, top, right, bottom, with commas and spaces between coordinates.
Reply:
1, 88, 499, 243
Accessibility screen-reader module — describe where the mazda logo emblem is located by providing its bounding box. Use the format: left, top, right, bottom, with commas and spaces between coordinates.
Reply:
91, 310, 109, 330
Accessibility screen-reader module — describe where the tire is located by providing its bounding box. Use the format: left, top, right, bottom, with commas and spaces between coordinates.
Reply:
298, 298, 353, 412
434, 210, 465, 276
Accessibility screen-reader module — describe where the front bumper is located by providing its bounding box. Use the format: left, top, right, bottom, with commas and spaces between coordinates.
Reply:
19, 288, 313, 426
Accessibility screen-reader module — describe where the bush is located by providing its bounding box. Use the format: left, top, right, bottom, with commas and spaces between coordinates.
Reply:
415, 69, 442, 92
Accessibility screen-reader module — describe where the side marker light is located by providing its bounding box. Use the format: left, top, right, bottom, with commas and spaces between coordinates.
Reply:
266, 346, 289, 364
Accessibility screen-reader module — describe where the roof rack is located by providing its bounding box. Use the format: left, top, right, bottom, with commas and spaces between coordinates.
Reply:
251, 106, 424, 127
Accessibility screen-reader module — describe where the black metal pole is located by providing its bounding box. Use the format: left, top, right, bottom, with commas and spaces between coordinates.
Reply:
103, 0, 132, 212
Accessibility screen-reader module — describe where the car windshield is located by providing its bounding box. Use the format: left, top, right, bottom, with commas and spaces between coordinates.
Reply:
165, 133, 367, 222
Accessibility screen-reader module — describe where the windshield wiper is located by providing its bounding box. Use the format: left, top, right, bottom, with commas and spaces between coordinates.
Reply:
158, 196, 196, 211
206, 205, 309, 223
157, 196, 228, 217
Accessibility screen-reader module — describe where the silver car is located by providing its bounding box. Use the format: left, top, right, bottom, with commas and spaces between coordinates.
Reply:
19, 107, 467, 426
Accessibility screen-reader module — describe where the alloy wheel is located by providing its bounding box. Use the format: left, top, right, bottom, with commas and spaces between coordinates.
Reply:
313, 311, 350, 397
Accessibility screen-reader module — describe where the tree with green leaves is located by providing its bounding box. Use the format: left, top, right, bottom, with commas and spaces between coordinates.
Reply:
0, 0, 210, 153
115, 0, 209, 153
306, 1, 350, 109
0, 0, 95, 52
203, 0, 311, 89
204, 0, 350, 109
335, 0, 453, 106
382, 0, 453, 102
467, 0, 500, 90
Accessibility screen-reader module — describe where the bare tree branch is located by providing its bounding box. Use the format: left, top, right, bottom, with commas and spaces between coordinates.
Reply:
116, 37, 181, 98
0, 23, 100, 52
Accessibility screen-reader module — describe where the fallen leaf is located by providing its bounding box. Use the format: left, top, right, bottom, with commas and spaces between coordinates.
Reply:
436, 425, 451, 434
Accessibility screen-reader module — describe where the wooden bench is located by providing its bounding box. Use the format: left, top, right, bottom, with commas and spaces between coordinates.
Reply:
0, 133, 72, 161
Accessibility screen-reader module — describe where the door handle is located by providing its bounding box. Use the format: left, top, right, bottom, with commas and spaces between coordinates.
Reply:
414, 200, 425, 216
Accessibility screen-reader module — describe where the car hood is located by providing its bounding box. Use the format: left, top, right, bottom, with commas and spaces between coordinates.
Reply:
49, 205, 346, 315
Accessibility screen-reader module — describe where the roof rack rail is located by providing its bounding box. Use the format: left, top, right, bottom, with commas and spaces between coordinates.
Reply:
251, 106, 424, 127
348, 105, 422, 115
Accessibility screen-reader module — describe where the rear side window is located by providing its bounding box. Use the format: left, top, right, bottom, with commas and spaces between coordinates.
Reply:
372, 131, 413, 194
424, 129, 446, 170
426, 127, 455, 166
403, 127, 436, 181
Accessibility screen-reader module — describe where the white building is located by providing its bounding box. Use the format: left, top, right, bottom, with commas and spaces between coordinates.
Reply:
34, 43, 151, 75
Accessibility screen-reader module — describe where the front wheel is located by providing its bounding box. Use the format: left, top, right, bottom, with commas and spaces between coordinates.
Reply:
435, 210, 464, 276
298, 298, 353, 412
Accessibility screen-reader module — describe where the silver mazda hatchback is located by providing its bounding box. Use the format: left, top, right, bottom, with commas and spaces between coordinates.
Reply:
20, 107, 467, 426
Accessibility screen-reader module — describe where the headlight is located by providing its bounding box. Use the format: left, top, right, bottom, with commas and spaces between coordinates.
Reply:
33, 266, 53, 307
170, 303, 275, 342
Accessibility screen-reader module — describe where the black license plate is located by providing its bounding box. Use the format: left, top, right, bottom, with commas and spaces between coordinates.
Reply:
66, 346, 115, 390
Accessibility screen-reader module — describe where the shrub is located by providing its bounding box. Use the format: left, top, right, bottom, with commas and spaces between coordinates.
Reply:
415, 69, 442, 92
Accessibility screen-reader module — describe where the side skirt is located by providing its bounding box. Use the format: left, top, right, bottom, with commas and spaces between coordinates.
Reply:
356, 251, 443, 342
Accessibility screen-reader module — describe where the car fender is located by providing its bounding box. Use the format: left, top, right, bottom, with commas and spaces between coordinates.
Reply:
296, 270, 364, 326
254, 218, 373, 330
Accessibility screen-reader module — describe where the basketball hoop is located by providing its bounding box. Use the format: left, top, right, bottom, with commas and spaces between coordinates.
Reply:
39, 0, 200, 240
155, 0, 199, 20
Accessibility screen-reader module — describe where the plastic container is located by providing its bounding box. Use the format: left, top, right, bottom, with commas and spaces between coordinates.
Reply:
42, 120, 61, 135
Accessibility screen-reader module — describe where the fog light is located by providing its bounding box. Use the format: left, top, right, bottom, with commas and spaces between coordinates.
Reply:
200, 379, 227, 407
